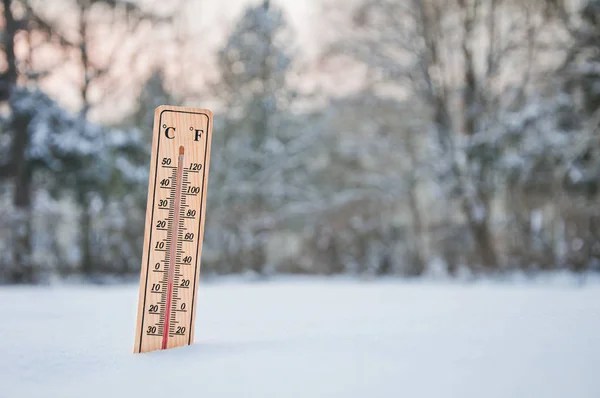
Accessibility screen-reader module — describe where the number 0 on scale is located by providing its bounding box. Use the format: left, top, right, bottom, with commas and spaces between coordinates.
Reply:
134, 106, 213, 353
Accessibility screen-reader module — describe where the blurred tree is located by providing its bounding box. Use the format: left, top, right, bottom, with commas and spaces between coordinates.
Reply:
332, 0, 571, 272
64, 0, 165, 276
554, 0, 600, 272
0, 87, 106, 281
211, 0, 295, 274
310, 91, 431, 276
0, 0, 36, 282
0, 0, 165, 281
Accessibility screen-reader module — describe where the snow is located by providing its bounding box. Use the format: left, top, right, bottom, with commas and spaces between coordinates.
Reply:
1, 279, 600, 398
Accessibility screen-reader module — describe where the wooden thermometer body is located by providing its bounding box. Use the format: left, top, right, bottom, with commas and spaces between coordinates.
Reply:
134, 106, 212, 353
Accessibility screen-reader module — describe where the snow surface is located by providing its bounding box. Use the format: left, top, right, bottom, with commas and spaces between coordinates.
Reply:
1, 278, 600, 398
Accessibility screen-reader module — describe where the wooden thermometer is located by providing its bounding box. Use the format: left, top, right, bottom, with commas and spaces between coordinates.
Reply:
134, 106, 213, 353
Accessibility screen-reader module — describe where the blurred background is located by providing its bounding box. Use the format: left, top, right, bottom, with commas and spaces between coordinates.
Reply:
0, 0, 599, 284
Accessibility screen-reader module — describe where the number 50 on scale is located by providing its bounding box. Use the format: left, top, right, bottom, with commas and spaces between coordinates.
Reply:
134, 106, 213, 353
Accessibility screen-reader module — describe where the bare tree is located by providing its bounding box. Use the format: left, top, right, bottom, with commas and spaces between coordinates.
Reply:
331, 0, 567, 272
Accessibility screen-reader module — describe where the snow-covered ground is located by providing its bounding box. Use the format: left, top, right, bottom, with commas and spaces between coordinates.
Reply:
1, 278, 600, 398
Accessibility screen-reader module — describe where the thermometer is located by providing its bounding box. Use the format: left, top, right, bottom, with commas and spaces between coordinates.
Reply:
134, 106, 213, 353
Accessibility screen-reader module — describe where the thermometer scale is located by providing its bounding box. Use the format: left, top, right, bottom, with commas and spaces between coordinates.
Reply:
134, 106, 213, 353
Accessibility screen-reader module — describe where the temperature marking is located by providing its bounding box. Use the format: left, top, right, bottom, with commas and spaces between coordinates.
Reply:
134, 106, 213, 354
162, 146, 185, 350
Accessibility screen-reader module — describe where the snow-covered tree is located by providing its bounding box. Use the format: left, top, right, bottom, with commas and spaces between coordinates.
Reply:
208, 0, 297, 274
331, 0, 572, 272
0, 87, 104, 281
0, 85, 150, 281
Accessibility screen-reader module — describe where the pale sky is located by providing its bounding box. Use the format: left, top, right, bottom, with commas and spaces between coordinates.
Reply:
32, 0, 352, 123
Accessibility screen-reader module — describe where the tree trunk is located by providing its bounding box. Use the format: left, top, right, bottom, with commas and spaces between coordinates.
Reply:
3, 0, 37, 283
462, 198, 499, 270
78, 193, 95, 276
9, 111, 36, 283
1, 0, 18, 100
78, 3, 91, 118
405, 134, 427, 276
407, 186, 426, 275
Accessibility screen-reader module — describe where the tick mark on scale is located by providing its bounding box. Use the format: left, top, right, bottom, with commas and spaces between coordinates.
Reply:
162, 145, 185, 350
